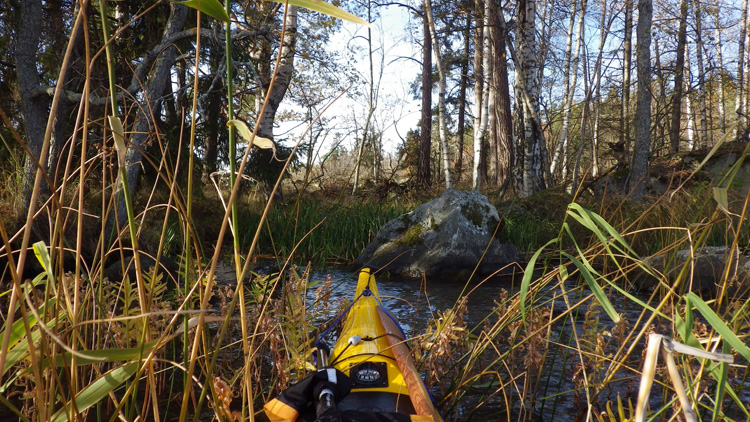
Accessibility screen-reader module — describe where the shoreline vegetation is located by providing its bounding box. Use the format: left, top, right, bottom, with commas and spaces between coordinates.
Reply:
1, 0, 750, 420
2, 171, 750, 421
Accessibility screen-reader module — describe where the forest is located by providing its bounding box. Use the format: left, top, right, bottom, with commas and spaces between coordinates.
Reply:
1, 0, 750, 421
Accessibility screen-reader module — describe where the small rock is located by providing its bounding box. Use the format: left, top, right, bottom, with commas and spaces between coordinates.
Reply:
632, 246, 750, 296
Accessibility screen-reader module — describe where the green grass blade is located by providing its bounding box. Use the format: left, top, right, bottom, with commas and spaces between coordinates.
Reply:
1, 298, 59, 376
561, 252, 620, 323
51, 362, 139, 422
712, 342, 730, 422
46, 342, 160, 367
1, 328, 42, 380
674, 312, 747, 416
174, 0, 230, 22
33, 241, 54, 282
686, 292, 750, 362
563, 222, 662, 318
267, 0, 371, 26
568, 203, 637, 255
520, 239, 557, 322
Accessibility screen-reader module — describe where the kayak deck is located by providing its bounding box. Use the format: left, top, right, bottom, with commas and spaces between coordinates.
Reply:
326, 269, 441, 421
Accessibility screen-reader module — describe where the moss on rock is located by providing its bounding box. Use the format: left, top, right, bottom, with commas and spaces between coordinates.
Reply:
396, 224, 423, 246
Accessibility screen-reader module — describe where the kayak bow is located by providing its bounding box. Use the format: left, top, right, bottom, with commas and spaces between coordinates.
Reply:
326, 268, 441, 422
263, 268, 441, 422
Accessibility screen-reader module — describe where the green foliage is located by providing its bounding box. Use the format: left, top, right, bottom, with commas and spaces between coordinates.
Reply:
175, 0, 230, 22
269, 0, 371, 26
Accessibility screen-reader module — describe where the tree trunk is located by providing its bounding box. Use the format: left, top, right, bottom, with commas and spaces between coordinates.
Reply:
201, 53, 223, 184
258, 5, 298, 139
629, 0, 653, 200
571, 50, 590, 192
592, 0, 609, 178
693, 0, 708, 148
110, 3, 188, 236
714, 0, 726, 134
472, 0, 489, 190
736, 0, 749, 137
455, 14, 471, 183
551, 0, 587, 181
15, 0, 47, 217
490, 1, 514, 187
653, 36, 669, 154
418, 12, 432, 188
668, 0, 689, 154
353, 3, 377, 194
516, 0, 546, 197
621, 0, 633, 152
424, 0, 452, 190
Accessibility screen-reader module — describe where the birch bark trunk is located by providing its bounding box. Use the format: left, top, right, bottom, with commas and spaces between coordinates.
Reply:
736, 0, 749, 137
257, 5, 298, 139
472, 0, 490, 190
551, 0, 587, 181
714, 0, 726, 133
516, 0, 547, 196
424, 0, 452, 190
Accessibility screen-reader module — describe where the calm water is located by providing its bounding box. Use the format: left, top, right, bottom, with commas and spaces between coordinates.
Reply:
300, 266, 750, 421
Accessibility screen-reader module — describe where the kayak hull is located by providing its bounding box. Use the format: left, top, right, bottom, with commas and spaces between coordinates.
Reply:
327, 269, 441, 422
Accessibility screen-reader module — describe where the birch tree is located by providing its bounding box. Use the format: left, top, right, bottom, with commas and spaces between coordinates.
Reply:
424, 0, 452, 190
736, 0, 749, 136
473, 0, 490, 190
455, 13, 471, 182
713, 0, 726, 133
255, 5, 298, 139
515, 0, 547, 196
550, 0, 587, 181
592, 0, 617, 177
353, 0, 378, 194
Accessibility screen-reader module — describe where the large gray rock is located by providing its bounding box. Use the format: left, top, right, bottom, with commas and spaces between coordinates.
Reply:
632, 246, 750, 296
355, 189, 520, 280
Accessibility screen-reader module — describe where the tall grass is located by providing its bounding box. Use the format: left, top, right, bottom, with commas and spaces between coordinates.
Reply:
412, 175, 750, 421
0, 2, 361, 421
235, 199, 410, 265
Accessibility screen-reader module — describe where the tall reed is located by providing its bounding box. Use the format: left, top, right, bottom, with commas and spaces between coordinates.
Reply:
0, 1, 368, 421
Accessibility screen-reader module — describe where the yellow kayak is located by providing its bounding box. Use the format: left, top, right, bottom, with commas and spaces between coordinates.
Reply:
264, 268, 441, 422
325, 268, 441, 422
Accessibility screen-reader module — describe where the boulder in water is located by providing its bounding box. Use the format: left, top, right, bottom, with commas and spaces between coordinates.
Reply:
355, 189, 520, 281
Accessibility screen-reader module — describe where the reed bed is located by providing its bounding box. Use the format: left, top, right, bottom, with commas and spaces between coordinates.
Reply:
2, 2, 750, 421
